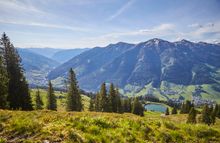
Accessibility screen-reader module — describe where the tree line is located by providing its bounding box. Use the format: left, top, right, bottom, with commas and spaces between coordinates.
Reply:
0, 33, 32, 110
164, 100, 220, 125
88, 82, 144, 116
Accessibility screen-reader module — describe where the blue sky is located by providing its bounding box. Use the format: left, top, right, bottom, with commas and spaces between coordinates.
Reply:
0, 0, 220, 49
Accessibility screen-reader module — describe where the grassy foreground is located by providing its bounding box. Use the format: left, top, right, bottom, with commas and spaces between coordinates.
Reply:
0, 110, 220, 143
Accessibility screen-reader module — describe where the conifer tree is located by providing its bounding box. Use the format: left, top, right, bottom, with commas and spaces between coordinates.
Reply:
47, 81, 57, 110
171, 107, 177, 114
187, 107, 197, 124
165, 107, 169, 115
201, 104, 212, 126
123, 99, 129, 112
211, 110, 216, 125
132, 97, 144, 116
123, 98, 132, 113
115, 87, 123, 113
215, 104, 220, 118
180, 100, 193, 114
109, 83, 117, 112
20, 77, 33, 110
180, 102, 186, 114
185, 100, 193, 113
89, 99, 94, 111
95, 92, 100, 111
35, 89, 43, 110
0, 45, 8, 109
1, 33, 32, 110
66, 68, 82, 111
99, 82, 107, 112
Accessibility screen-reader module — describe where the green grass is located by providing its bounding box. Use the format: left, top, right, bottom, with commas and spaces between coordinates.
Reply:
123, 81, 220, 104
0, 110, 220, 143
30, 89, 90, 111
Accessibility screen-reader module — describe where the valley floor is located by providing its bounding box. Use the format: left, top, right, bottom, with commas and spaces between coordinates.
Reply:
0, 110, 220, 143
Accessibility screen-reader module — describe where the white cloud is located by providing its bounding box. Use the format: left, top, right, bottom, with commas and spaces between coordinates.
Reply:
0, 19, 91, 32
0, 0, 45, 14
107, 0, 135, 21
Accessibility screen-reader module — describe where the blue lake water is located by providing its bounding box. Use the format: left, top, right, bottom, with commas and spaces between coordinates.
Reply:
145, 103, 167, 112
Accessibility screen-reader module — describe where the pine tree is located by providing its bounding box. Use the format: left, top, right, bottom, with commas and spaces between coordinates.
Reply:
187, 107, 197, 124
35, 89, 43, 110
185, 100, 193, 113
115, 87, 123, 113
0, 44, 8, 109
109, 83, 116, 112
132, 97, 144, 116
123, 99, 129, 112
20, 77, 33, 110
201, 104, 212, 126
47, 81, 57, 110
89, 99, 94, 111
171, 107, 177, 114
99, 82, 107, 112
215, 104, 220, 118
66, 68, 82, 111
165, 107, 169, 115
180, 102, 186, 114
211, 110, 216, 125
95, 92, 100, 111
180, 100, 193, 114
1, 33, 32, 110
123, 98, 132, 113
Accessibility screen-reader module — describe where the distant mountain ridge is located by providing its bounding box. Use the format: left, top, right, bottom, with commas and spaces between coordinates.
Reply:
25, 47, 89, 63
17, 48, 60, 86
51, 48, 89, 63
48, 38, 220, 91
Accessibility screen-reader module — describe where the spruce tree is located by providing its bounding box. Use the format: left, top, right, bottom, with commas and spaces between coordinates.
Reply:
201, 104, 212, 126
187, 107, 197, 124
89, 99, 94, 111
115, 87, 123, 113
165, 107, 169, 115
1, 33, 32, 110
132, 97, 144, 116
0, 46, 8, 109
180, 102, 186, 114
211, 110, 216, 125
35, 89, 43, 110
20, 77, 33, 110
99, 82, 107, 112
95, 92, 100, 111
215, 104, 220, 118
185, 100, 193, 113
123, 98, 132, 113
47, 81, 57, 110
109, 83, 116, 112
123, 99, 129, 112
171, 107, 177, 114
66, 68, 82, 111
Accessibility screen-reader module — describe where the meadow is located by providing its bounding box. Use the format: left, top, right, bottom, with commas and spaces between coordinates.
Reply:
0, 110, 220, 143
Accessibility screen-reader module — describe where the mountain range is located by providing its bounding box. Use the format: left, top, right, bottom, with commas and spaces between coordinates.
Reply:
18, 39, 220, 102
48, 39, 220, 90
17, 48, 88, 86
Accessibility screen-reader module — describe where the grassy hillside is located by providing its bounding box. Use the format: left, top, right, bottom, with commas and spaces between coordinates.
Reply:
123, 82, 220, 103
0, 110, 220, 143
30, 89, 90, 111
